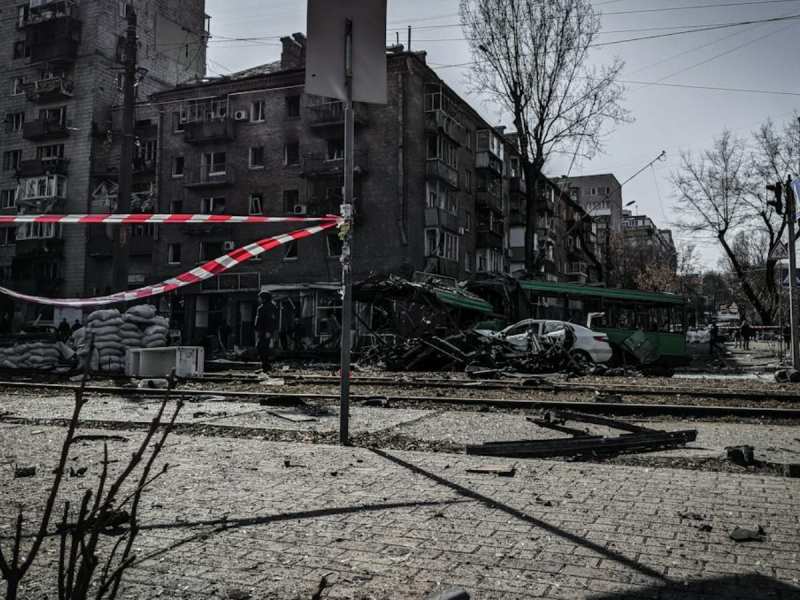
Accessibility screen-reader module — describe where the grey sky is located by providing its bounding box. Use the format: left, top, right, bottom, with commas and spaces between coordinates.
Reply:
205, 0, 800, 269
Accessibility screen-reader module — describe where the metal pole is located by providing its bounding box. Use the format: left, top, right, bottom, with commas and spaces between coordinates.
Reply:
788, 176, 800, 370
113, 4, 137, 293
339, 19, 355, 445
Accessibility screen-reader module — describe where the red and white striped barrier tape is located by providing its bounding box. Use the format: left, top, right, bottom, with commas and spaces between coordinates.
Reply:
0, 221, 340, 308
0, 213, 342, 225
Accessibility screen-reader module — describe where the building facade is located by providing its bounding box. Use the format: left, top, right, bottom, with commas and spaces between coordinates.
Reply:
131, 37, 521, 346
0, 0, 207, 323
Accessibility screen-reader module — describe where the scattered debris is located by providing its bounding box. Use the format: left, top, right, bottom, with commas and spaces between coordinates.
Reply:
259, 377, 285, 386
362, 396, 390, 407
71, 434, 129, 444
427, 587, 470, 600
594, 391, 623, 404
782, 464, 800, 478
465, 463, 516, 477
14, 465, 36, 478
137, 378, 168, 389
468, 412, 696, 459
69, 466, 87, 478
311, 574, 334, 600
774, 368, 800, 383
192, 411, 228, 419
730, 525, 766, 542
267, 411, 317, 423
225, 588, 252, 600
726, 445, 756, 466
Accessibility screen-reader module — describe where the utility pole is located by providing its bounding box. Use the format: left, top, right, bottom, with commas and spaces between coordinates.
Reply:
339, 18, 355, 445
113, 4, 137, 293
788, 175, 800, 370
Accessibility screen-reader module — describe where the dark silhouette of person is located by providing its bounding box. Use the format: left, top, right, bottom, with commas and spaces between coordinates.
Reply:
57, 318, 71, 341
254, 292, 277, 371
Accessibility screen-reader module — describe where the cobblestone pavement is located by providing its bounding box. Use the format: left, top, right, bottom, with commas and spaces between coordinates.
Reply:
2, 420, 800, 600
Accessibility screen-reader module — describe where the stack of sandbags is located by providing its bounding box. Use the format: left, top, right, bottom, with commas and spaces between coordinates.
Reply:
143, 317, 169, 348
86, 309, 126, 373
0, 341, 74, 372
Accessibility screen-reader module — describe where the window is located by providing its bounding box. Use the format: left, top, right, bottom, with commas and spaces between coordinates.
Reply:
39, 106, 66, 125
249, 146, 265, 169
200, 241, 223, 261
1, 189, 16, 209
248, 193, 263, 215
168, 243, 182, 265
424, 229, 459, 261
17, 222, 60, 240
465, 130, 473, 151
283, 240, 298, 260
466, 252, 473, 273
326, 139, 344, 161
36, 144, 64, 160
465, 211, 472, 232
0, 227, 15, 246
170, 199, 183, 214
12, 40, 29, 60
284, 142, 300, 166
202, 151, 226, 175
5, 112, 24, 133
140, 140, 157, 162
11, 77, 25, 96
172, 156, 185, 177
201, 197, 226, 215
463, 169, 472, 193
590, 187, 597, 196
16, 5, 28, 28
172, 111, 184, 132
286, 95, 301, 118
116, 73, 125, 91
283, 189, 299, 213
327, 234, 343, 258
251, 100, 265, 122
2, 150, 21, 172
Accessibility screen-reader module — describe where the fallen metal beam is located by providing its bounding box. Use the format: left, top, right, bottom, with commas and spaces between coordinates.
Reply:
526, 417, 593, 437
466, 429, 698, 459
551, 411, 653, 433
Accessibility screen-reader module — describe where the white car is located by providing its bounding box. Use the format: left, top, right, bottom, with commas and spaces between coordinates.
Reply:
477, 319, 614, 365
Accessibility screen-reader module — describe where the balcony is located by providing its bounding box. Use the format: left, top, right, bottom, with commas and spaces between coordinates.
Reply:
14, 238, 64, 259
510, 176, 527, 196
132, 157, 156, 174
476, 189, 502, 214
426, 159, 459, 190
16, 174, 67, 207
567, 261, 589, 277
307, 102, 367, 130
25, 1, 79, 25
477, 229, 503, 250
183, 118, 235, 144
476, 151, 503, 177
424, 110, 464, 145
424, 207, 460, 233
183, 166, 235, 189
25, 77, 74, 102
302, 152, 368, 179
424, 257, 459, 279
23, 118, 70, 141
16, 158, 69, 178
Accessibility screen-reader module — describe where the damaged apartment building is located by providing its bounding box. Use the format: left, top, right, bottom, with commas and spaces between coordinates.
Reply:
0, 0, 209, 324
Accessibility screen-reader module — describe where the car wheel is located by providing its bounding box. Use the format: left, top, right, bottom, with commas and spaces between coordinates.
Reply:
570, 350, 595, 373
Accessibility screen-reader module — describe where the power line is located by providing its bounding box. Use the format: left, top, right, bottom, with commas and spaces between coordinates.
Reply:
603, 0, 800, 15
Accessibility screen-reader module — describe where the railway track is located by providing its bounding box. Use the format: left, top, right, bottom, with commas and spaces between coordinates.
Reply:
1, 380, 799, 419
192, 372, 800, 403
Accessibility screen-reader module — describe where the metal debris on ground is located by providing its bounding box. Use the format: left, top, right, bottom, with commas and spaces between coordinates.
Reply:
267, 411, 318, 423
729, 525, 766, 542
467, 411, 697, 459
465, 463, 516, 477
726, 445, 756, 466
13, 465, 36, 478
426, 587, 470, 600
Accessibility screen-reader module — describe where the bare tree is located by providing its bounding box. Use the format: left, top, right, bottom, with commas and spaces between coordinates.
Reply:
673, 130, 778, 323
460, 0, 629, 271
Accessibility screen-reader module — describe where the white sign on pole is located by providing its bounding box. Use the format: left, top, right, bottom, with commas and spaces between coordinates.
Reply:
306, 0, 388, 105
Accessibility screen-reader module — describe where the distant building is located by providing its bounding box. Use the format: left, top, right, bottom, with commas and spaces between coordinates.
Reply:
0, 0, 208, 324
623, 213, 677, 270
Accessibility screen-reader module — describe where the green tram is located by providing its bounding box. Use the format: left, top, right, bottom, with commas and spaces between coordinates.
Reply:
519, 281, 690, 367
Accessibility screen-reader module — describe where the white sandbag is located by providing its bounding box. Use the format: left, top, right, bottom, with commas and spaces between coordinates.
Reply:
88, 309, 122, 322
125, 304, 157, 320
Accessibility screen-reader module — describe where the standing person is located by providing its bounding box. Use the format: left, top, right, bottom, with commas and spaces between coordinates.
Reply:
709, 322, 719, 356
57, 318, 71, 341
71, 319, 82, 333
740, 318, 753, 351
254, 291, 277, 372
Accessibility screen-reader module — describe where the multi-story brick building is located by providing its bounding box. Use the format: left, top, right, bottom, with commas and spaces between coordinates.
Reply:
0, 0, 207, 323
622, 212, 677, 273
129, 36, 521, 346
505, 137, 599, 285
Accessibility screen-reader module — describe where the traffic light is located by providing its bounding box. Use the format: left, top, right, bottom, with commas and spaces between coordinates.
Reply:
767, 182, 783, 215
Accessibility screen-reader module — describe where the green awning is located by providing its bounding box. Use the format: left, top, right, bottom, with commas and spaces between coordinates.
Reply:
434, 290, 495, 314
519, 281, 686, 305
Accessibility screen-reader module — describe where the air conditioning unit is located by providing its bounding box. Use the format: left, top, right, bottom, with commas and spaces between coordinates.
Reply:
293, 204, 307, 215
234, 110, 249, 121
223, 241, 236, 251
